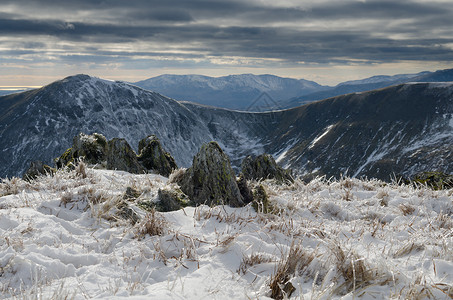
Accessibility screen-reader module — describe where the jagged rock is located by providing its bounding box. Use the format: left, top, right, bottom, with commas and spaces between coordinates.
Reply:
72, 133, 108, 165
107, 138, 145, 174
241, 154, 293, 183
157, 188, 190, 212
22, 160, 54, 180
176, 142, 244, 207
55, 133, 108, 168
137, 135, 177, 177
54, 148, 74, 168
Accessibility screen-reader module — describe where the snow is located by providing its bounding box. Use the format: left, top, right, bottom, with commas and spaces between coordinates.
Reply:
309, 125, 334, 149
1, 168, 453, 299
274, 138, 298, 163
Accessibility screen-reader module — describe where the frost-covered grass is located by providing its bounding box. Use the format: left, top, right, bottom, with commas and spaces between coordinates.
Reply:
1, 167, 453, 299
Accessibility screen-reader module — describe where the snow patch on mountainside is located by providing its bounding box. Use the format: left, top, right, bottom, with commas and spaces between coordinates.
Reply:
309, 125, 334, 149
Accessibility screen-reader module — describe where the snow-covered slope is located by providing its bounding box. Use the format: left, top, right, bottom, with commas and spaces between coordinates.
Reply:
1, 168, 453, 299
134, 74, 326, 110
267, 82, 453, 180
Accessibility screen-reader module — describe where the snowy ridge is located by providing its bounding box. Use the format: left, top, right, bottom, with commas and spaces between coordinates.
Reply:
1, 168, 453, 299
133, 74, 325, 110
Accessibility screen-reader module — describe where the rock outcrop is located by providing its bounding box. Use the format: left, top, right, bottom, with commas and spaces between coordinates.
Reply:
241, 154, 293, 183
137, 135, 177, 177
176, 142, 244, 207
54, 133, 178, 176
107, 138, 145, 174
55, 133, 108, 168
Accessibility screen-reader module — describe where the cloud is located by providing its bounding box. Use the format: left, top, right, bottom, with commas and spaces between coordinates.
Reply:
1, 0, 453, 83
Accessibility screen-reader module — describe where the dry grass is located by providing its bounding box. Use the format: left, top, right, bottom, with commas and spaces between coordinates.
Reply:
0, 177, 26, 197
399, 203, 416, 215
331, 245, 373, 294
393, 242, 425, 258
269, 241, 315, 300
135, 209, 167, 238
238, 253, 274, 275
75, 160, 87, 179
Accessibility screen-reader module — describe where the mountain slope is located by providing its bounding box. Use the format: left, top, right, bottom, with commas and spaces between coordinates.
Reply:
1, 75, 452, 181
133, 74, 326, 110
0, 75, 268, 178
266, 83, 453, 179
282, 71, 433, 108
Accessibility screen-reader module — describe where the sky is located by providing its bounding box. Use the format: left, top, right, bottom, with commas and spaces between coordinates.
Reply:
1, 0, 453, 87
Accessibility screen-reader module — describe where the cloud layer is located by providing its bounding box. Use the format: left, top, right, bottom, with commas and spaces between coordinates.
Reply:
1, 0, 452, 85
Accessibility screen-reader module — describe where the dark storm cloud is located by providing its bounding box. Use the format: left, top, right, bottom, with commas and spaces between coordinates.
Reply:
1, 0, 453, 67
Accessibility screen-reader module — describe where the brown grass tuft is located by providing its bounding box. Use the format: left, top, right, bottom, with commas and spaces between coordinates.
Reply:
136, 209, 167, 238
269, 241, 315, 299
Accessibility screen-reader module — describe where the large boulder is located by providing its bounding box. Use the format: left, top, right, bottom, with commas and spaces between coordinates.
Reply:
241, 154, 293, 183
137, 135, 177, 177
176, 142, 244, 207
55, 133, 108, 168
107, 138, 145, 174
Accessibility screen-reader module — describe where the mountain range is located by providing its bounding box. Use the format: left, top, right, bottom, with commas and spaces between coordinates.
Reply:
133, 74, 326, 110
132, 69, 453, 110
284, 69, 453, 108
1, 74, 452, 180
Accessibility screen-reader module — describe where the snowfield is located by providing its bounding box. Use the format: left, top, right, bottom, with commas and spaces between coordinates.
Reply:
1, 167, 453, 299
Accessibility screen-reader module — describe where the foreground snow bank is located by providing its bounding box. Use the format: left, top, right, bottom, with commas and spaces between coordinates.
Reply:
1, 168, 453, 299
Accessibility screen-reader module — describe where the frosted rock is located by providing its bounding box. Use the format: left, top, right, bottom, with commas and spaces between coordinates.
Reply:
241, 154, 293, 183
137, 135, 177, 177
106, 138, 145, 174
176, 142, 244, 207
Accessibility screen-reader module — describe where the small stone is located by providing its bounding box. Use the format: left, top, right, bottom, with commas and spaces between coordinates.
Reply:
157, 188, 190, 212
117, 201, 139, 225
123, 187, 141, 201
